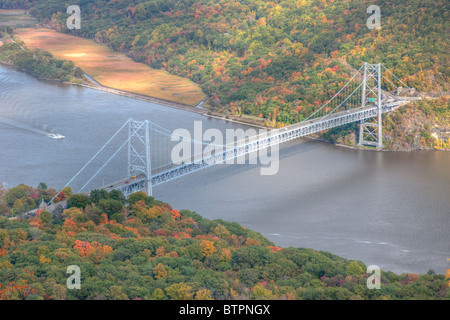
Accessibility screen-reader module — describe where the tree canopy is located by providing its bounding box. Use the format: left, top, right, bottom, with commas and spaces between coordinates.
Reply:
0, 183, 448, 300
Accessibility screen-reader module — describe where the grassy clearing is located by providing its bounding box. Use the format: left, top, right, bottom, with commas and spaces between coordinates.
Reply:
14, 27, 206, 106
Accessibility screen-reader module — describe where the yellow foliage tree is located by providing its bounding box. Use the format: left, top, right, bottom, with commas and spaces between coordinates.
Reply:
0, 260, 13, 269
252, 285, 273, 300
165, 282, 193, 300
195, 289, 213, 300
201, 240, 217, 257
39, 254, 51, 264
256, 17, 266, 26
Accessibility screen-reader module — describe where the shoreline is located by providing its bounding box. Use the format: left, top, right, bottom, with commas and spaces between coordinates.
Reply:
1, 60, 447, 153
79, 79, 270, 129
0, 58, 265, 128
306, 134, 450, 152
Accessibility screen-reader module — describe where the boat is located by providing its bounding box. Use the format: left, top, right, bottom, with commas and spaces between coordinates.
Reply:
49, 133, 65, 139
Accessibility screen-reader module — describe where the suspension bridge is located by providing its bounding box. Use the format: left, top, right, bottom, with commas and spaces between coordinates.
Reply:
49, 62, 415, 202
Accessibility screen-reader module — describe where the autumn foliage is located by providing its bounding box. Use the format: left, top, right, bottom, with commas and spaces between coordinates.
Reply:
0, 184, 449, 300
73, 240, 113, 260
9, 0, 447, 130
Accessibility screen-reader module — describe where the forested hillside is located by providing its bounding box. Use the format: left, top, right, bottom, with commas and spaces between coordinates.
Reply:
1, 0, 448, 149
318, 97, 450, 150
0, 183, 448, 300
1, 0, 448, 126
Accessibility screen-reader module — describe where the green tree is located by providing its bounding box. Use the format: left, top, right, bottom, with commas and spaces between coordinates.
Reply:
89, 189, 109, 205
99, 198, 124, 218
346, 261, 365, 276
39, 210, 53, 224
67, 194, 92, 209
109, 286, 128, 300
231, 246, 270, 269
84, 205, 103, 225
5, 184, 31, 207
151, 288, 166, 300
127, 191, 148, 207
108, 190, 126, 204
38, 182, 48, 190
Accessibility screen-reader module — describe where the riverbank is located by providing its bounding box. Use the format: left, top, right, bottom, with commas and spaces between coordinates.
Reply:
0, 54, 273, 130
4, 26, 449, 149
78, 75, 269, 129
0, 52, 84, 84
307, 135, 450, 152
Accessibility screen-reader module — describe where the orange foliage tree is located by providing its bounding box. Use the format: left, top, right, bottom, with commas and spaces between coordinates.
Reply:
73, 240, 113, 263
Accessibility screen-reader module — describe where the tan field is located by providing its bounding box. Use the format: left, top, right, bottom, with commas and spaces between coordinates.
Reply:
15, 27, 206, 106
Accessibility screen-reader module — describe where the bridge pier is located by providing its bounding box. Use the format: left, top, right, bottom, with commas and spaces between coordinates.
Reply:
128, 120, 153, 196
358, 63, 383, 148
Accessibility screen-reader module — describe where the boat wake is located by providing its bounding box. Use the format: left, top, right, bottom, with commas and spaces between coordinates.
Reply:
0, 117, 64, 139
48, 133, 65, 139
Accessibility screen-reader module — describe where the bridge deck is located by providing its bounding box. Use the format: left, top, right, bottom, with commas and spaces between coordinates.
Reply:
102, 97, 406, 196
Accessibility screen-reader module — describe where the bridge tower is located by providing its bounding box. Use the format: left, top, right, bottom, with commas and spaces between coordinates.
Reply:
128, 120, 153, 196
359, 63, 383, 148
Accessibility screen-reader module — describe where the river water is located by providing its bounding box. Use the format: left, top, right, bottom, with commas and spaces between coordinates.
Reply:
0, 64, 449, 275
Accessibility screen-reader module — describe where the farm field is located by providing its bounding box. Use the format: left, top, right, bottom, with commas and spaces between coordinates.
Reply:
14, 27, 206, 106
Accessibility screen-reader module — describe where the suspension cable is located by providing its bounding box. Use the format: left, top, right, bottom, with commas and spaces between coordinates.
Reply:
77, 121, 146, 193
321, 81, 364, 121
305, 64, 365, 121
48, 119, 132, 204
381, 64, 411, 90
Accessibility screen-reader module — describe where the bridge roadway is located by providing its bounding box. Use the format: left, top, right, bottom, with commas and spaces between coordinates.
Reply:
102, 96, 408, 196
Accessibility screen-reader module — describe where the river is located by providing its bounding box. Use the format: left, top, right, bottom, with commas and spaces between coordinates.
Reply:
0, 64, 449, 275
